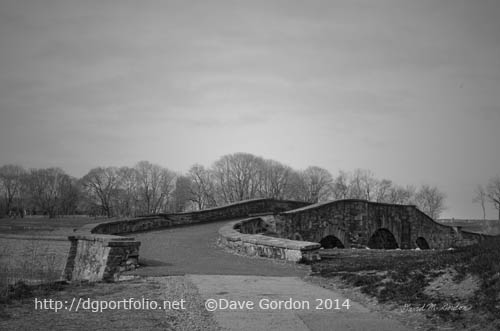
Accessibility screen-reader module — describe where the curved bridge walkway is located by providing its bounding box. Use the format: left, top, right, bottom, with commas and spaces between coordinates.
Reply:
123, 218, 410, 331
126, 218, 309, 277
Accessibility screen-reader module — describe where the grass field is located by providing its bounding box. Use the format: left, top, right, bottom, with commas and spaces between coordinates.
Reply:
0, 215, 112, 236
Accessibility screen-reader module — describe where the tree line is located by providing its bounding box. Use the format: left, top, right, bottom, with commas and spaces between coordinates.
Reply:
0, 152, 451, 219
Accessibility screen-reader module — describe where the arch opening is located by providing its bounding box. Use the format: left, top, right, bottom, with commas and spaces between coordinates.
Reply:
320, 235, 345, 249
415, 237, 430, 250
367, 228, 399, 249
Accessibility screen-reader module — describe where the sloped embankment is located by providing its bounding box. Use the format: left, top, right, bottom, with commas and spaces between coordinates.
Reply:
311, 237, 500, 330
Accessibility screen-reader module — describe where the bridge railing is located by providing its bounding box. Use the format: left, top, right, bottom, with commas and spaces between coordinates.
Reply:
218, 217, 321, 263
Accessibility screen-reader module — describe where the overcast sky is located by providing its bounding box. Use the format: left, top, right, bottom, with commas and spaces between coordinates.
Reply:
0, 0, 499, 218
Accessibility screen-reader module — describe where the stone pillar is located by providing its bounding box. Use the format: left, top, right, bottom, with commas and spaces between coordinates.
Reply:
64, 234, 140, 282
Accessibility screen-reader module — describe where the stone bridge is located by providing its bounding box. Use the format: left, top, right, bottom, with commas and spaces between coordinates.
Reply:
66, 198, 489, 282
274, 199, 484, 250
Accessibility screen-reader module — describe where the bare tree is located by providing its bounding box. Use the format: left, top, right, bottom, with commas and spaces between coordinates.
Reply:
211, 153, 265, 204
115, 166, 139, 217
331, 171, 350, 200
57, 175, 80, 215
80, 167, 121, 218
349, 169, 377, 200
298, 166, 333, 203
473, 184, 487, 220
332, 169, 380, 201
26, 167, 72, 218
171, 175, 194, 212
414, 184, 447, 220
486, 176, 500, 220
374, 179, 393, 203
0, 164, 27, 216
386, 184, 415, 204
188, 164, 217, 210
259, 159, 292, 199
135, 161, 176, 214
282, 169, 307, 201
331, 169, 416, 205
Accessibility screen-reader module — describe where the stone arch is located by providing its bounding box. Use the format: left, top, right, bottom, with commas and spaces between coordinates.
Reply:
415, 237, 430, 250
292, 232, 303, 241
367, 228, 399, 249
319, 235, 345, 249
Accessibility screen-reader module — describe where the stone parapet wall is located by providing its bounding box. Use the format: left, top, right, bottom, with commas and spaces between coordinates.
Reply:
162, 199, 310, 224
64, 234, 140, 282
83, 199, 310, 236
87, 216, 174, 235
218, 218, 321, 263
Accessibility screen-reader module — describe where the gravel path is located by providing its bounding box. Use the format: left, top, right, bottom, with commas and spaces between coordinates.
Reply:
190, 275, 410, 331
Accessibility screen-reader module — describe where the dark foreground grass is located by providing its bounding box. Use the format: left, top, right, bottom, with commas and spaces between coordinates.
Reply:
311, 237, 500, 327
1, 281, 66, 305
1, 277, 221, 330
0, 280, 67, 320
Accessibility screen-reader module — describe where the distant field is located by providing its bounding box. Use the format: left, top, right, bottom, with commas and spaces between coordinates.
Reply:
438, 219, 500, 235
0, 216, 112, 236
